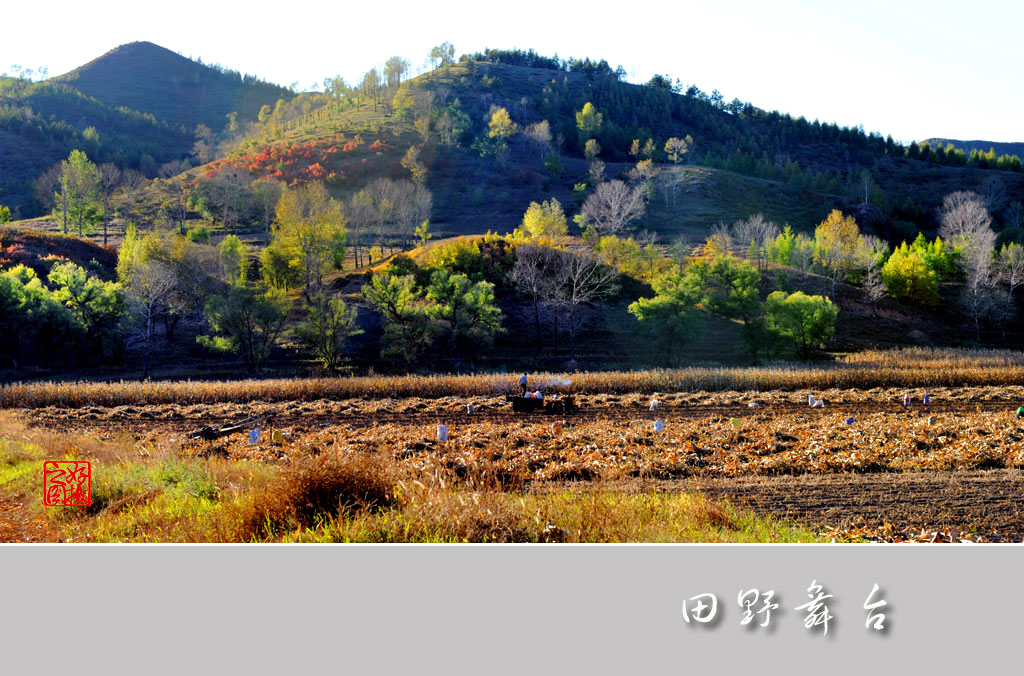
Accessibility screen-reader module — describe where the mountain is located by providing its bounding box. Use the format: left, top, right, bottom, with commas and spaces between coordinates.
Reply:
924, 138, 1024, 160
0, 42, 293, 217
51, 42, 292, 133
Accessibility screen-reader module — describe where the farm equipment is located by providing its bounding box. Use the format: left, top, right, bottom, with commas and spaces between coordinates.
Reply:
506, 394, 577, 414
188, 416, 265, 441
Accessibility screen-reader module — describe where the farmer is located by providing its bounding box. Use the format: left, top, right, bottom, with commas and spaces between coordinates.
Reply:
519, 373, 529, 396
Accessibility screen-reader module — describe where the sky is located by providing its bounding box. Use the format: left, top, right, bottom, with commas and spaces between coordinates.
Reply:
2, 0, 1021, 144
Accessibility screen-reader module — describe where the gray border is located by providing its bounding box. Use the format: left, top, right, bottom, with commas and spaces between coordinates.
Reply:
2, 544, 1019, 674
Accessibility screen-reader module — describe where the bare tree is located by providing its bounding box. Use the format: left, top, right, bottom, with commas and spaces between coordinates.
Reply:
581, 180, 646, 235
508, 244, 561, 351
979, 176, 1008, 217
251, 178, 284, 240
524, 120, 552, 160
33, 164, 62, 214
731, 213, 779, 275
551, 250, 619, 361
998, 242, 1024, 297
124, 259, 177, 379
97, 163, 121, 246
393, 181, 433, 247
938, 191, 992, 242
1005, 201, 1024, 231
346, 190, 374, 268
863, 265, 887, 317
588, 159, 606, 184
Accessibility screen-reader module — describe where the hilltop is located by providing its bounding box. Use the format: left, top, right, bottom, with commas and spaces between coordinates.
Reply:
52, 42, 292, 133
0, 42, 292, 216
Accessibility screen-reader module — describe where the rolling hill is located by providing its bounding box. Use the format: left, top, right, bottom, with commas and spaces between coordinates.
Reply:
0, 42, 293, 217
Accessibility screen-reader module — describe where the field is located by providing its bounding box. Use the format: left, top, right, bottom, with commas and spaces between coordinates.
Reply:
4, 348, 1024, 543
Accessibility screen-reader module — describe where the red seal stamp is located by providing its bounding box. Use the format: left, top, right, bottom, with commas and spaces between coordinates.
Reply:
43, 461, 92, 507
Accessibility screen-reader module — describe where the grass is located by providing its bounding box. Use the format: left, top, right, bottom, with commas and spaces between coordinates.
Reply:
0, 413, 820, 543
5, 347, 1024, 408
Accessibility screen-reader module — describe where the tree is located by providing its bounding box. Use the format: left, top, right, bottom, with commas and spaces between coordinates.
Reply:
813, 209, 861, 296
575, 102, 603, 148
881, 246, 939, 306
628, 265, 703, 365
525, 121, 552, 159
273, 182, 347, 294
508, 244, 562, 351
218, 235, 248, 284
48, 261, 125, 362
122, 258, 177, 378
732, 213, 779, 278
584, 139, 601, 161
251, 179, 284, 238
0, 204, 9, 225
998, 242, 1024, 298
54, 150, 101, 236
426, 269, 503, 363
939, 191, 998, 339
543, 149, 563, 181
664, 136, 692, 164
551, 251, 619, 361
362, 271, 438, 366
520, 198, 568, 243
686, 254, 769, 359
430, 42, 456, 71
293, 294, 363, 370
199, 284, 291, 373
487, 107, 518, 139
581, 180, 646, 235
260, 240, 303, 291
765, 291, 838, 359
192, 124, 215, 164
384, 56, 410, 90
401, 145, 428, 184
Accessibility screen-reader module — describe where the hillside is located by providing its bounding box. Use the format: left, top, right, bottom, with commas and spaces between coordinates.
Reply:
0, 42, 293, 217
155, 57, 1024, 249
52, 42, 292, 133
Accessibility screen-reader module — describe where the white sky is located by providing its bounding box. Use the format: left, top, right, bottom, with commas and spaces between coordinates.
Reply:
2, 0, 1021, 144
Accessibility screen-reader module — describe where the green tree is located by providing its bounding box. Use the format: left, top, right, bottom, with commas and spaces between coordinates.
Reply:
199, 284, 291, 372
415, 220, 432, 247
686, 254, 770, 359
584, 138, 601, 161
543, 149, 563, 180
426, 269, 503, 362
628, 265, 703, 365
48, 262, 126, 361
293, 294, 363, 370
881, 245, 939, 306
218, 235, 248, 285
54, 150, 101, 236
260, 240, 304, 292
765, 291, 838, 359
575, 102, 603, 148
0, 204, 10, 224
520, 198, 568, 243
362, 271, 439, 366
273, 182, 347, 294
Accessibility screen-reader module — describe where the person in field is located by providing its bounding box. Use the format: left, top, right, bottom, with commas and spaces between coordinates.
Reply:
519, 373, 528, 396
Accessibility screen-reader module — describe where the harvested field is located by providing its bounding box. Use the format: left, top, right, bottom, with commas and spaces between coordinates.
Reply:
9, 374, 1024, 542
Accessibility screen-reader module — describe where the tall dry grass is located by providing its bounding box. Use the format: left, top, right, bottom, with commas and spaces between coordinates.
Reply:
3, 348, 1022, 408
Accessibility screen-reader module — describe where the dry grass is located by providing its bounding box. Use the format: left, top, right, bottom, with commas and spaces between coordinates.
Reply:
0, 412, 818, 543
5, 348, 1024, 408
